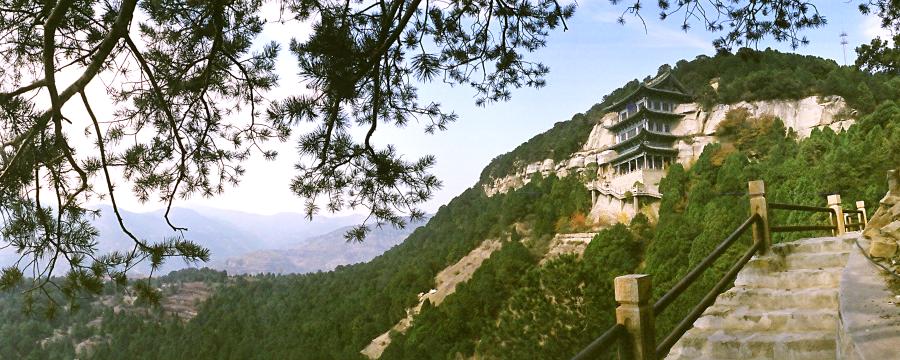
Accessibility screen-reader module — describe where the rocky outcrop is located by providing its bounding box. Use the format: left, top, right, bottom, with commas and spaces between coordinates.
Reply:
691, 96, 852, 137
672, 96, 853, 164
541, 233, 599, 263
863, 170, 900, 258
482, 96, 855, 222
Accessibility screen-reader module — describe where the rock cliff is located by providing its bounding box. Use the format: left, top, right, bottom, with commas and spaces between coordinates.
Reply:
864, 169, 900, 258
483, 96, 854, 224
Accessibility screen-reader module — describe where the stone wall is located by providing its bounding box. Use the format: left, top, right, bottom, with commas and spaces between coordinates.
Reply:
864, 170, 900, 258
837, 237, 900, 360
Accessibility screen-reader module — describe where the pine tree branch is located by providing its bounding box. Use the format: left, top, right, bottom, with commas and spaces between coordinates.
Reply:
0, 0, 138, 185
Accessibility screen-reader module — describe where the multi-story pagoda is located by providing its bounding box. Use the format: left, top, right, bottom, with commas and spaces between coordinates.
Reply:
604, 71, 692, 176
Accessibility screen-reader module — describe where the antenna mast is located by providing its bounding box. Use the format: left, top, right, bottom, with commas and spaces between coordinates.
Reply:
840, 31, 849, 66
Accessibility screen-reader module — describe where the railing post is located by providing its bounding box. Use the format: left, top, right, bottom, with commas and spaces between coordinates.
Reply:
856, 201, 867, 228
748, 180, 770, 255
828, 194, 846, 235
614, 274, 655, 360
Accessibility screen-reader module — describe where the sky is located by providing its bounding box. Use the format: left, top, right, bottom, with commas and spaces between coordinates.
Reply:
84, 1, 892, 217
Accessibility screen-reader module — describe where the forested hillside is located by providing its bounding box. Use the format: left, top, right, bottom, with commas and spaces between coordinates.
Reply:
0, 268, 227, 359
90, 176, 592, 359
4, 49, 899, 359
480, 48, 900, 182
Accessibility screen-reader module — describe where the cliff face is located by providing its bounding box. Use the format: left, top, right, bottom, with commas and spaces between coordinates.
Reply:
672, 96, 852, 165
482, 96, 854, 222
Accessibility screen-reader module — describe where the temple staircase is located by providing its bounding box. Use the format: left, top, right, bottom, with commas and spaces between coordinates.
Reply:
665, 233, 857, 360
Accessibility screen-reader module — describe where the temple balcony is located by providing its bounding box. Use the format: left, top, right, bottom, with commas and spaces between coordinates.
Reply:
590, 168, 666, 200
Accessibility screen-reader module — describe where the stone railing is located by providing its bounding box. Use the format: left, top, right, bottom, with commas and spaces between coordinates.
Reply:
572, 180, 869, 360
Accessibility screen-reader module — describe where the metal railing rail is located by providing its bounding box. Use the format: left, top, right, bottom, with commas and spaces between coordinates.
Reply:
655, 240, 762, 358
652, 214, 760, 315
768, 202, 834, 213
771, 224, 837, 233
570, 180, 868, 360
768, 201, 839, 234
571, 324, 626, 360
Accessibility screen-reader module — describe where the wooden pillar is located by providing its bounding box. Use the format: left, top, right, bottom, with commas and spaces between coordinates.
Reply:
615, 274, 655, 360
828, 194, 846, 235
748, 180, 771, 255
856, 201, 867, 228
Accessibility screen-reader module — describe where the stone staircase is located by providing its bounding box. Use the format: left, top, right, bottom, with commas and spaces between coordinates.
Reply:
665, 233, 857, 360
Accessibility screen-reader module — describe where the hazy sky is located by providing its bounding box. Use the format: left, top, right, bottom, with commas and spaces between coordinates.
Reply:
98, 1, 888, 216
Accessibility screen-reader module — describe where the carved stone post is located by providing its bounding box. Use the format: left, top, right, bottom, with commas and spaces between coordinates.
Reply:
889, 169, 899, 196
856, 201, 867, 228
828, 194, 846, 235
615, 274, 655, 360
748, 180, 771, 255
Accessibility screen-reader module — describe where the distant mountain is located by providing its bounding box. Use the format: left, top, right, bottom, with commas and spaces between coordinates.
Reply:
190, 207, 365, 249
222, 217, 431, 274
0, 205, 368, 275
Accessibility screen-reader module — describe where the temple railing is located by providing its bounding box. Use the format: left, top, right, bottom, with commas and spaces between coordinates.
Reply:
571, 180, 868, 360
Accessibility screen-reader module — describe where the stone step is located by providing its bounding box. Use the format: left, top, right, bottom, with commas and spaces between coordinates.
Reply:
693, 307, 837, 332
770, 236, 854, 256
734, 267, 843, 289
714, 287, 838, 310
745, 251, 849, 273
664, 235, 857, 360
667, 329, 836, 360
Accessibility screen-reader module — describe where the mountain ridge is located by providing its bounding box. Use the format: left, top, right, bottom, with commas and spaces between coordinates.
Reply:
221, 216, 432, 274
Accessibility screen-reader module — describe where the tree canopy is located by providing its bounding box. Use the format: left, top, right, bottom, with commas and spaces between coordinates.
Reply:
0, 0, 574, 304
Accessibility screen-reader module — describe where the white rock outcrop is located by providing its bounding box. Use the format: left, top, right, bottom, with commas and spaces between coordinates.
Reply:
700, 96, 852, 137
482, 96, 855, 224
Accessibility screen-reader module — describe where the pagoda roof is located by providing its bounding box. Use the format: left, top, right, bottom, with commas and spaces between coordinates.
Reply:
606, 107, 682, 131
604, 71, 692, 112
610, 142, 678, 164
610, 130, 677, 150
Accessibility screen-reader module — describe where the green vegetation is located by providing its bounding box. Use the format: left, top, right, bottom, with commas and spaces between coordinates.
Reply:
382, 241, 537, 359
481, 49, 900, 183
478, 105, 603, 182
383, 104, 899, 359
6, 51, 900, 360
380, 214, 649, 360
0, 268, 226, 360
645, 104, 900, 343
398, 103, 899, 359
477, 217, 650, 359
478, 80, 641, 182
673, 48, 900, 113
85, 176, 590, 359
